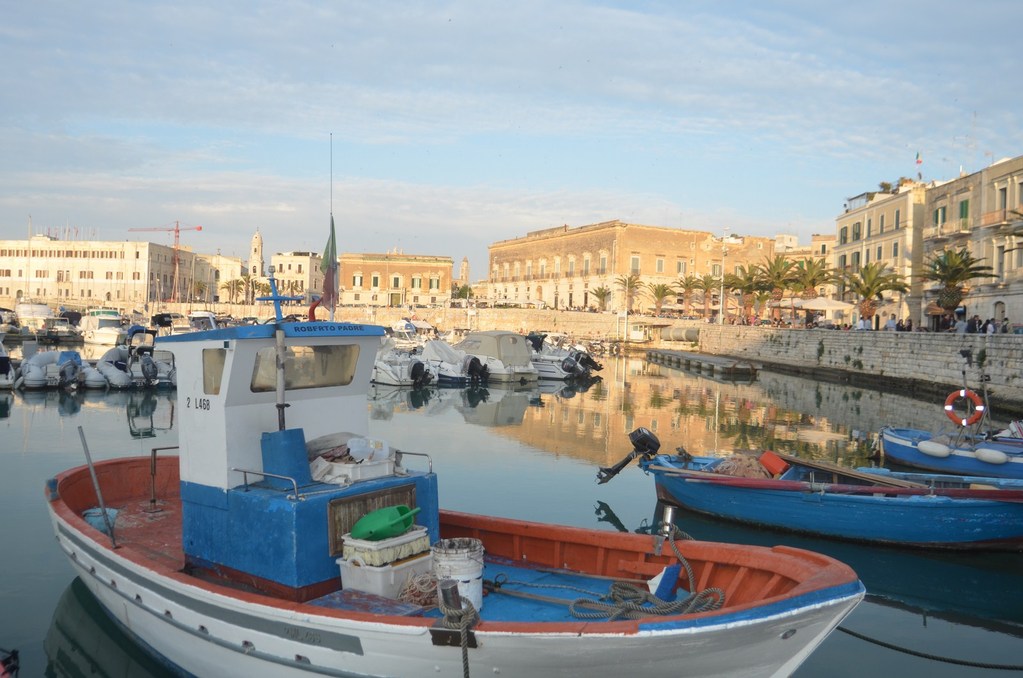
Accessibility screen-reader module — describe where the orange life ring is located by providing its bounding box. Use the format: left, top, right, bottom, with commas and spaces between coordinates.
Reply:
944, 389, 984, 426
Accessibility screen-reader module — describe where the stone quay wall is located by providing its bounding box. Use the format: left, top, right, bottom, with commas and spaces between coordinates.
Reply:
696, 325, 1023, 417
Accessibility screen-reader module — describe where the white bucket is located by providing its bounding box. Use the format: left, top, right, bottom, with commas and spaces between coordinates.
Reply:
432, 538, 485, 611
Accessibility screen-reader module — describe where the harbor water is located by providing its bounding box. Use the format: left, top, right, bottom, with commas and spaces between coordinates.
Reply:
1, 356, 1021, 676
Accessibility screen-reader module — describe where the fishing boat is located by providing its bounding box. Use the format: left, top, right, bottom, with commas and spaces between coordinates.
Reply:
45, 279, 863, 678
879, 426, 1023, 479
453, 330, 539, 384
602, 442, 1023, 551
878, 346, 1023, 479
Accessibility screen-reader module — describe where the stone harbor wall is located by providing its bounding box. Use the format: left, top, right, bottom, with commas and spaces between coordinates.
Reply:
696, 325, 1023, 417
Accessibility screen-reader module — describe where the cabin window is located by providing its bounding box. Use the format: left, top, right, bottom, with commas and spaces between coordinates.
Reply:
250, 344, 360, 392
203, 348, 227, 394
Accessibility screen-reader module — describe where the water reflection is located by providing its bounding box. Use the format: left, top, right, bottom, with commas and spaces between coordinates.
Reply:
45, 578, 172, 678
0, 391, 11, 419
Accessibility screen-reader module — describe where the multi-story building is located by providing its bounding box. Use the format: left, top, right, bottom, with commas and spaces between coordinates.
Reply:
833, 180, 927, 323
487, 220, 776, 313
0, 234, 242, 310
338, 252, 453, 308
920, 156, 1023, 324
269, 251, 323, 303
778, 233, 838, 299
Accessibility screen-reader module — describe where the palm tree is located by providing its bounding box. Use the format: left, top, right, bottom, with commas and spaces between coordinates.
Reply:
221, 278, 244, 304
724, 264, 762, 321
843, 262, 908, 322
758, 255, 797, 320
695, 274, 719, 319
590, 285, 612, 311
239, 272, 254, 305
793, 257, 838, 324
615, 274, 642, 312
675, 275, 700, 316
646, 283, 676, 315
917, 247, 993, 314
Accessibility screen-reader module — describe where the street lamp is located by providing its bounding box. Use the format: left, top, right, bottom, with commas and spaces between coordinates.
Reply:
718, 229, 728, 325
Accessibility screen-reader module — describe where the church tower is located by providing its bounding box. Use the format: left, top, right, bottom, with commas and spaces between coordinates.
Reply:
249, 229, 264, 278
459, 257, 469, 285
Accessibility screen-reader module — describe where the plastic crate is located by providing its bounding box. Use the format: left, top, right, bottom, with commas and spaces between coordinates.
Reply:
337, 552, 433, 599
311, 456, 395, 484
342, 525, 430, 566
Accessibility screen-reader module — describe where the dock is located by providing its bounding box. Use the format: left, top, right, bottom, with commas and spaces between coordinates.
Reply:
646, 349, 760, 381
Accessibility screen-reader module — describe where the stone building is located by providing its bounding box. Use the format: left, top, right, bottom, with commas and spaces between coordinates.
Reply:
269, 251, 323, 303
487, 220, 776, 314
832, 180, 927, 324
0, 234, 243, 310
338, 252, 453, 308
919, 156, 1023, 326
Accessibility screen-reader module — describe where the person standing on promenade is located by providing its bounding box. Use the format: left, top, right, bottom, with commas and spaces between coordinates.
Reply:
884, 314, 897, 331
954, 316, 969, 334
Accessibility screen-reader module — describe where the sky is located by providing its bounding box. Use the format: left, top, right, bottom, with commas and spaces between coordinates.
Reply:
3, 1, 1022, 282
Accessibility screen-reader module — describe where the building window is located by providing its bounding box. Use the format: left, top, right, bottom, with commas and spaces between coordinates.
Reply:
598, 255, 606, 275
851, 252, 861, 268
839, 227, 848, 245
371, 274, 380, 288
866, 219, 872, 237
876, 246, 882, 261
895, 209, 901, 229
711, 264, 721, 277
429, 277, 439, 290
879, 214, 885, 233
655, 258, 664, 274
583, 258, 590, 275
820, 243, 827, 255
959, 199, 969, 220
892, 242, 899, 258
391, 275, 400, 288
568, 259, 575, 276
352, 274, 363, 287
677, 260, 686, 275
630, 256, 640, 275
412, 276, 422, 289
852, 222, 862, 240
838, 254, 847, 269
540, 262, 547, 277
933, 206, 946, 225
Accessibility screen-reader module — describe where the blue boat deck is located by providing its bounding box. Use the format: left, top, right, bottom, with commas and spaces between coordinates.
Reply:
308, 557, 626, 623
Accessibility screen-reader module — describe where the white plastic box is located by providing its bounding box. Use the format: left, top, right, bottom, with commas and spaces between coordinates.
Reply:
310, 457, 395, 484
337, 552, 433, 599
342, 525, 430, 567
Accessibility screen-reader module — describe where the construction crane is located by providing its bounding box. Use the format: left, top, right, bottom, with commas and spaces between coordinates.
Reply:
129, 221, 203, 303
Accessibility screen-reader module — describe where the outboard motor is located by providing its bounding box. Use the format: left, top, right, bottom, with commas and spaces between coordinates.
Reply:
596, 428, 661, 484
140, 354, 159, 383
58, 359, 81, 389
409, 361, 432, 390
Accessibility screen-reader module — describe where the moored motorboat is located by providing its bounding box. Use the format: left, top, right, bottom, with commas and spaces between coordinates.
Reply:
601, 439, 1023, 551
46, 278, 863, 677
81, 308, 126, 346
418, 339, 489, 387
453, 331, 538, 384
525, 332, 603, 380
372, 339, 432, 388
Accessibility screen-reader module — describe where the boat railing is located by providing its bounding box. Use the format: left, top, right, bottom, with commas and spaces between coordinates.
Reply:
147, 445, 179, 512
395, 449, 432, 473
231, 467, 303, 500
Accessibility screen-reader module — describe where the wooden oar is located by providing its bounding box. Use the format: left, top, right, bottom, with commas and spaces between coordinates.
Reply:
646, 465, 1023, 503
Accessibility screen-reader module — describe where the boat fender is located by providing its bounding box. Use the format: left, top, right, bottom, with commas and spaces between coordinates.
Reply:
974, 447, 1009, 465
917, 440, 952, 458
759, 450, 790, 477
944, 389, 984, 427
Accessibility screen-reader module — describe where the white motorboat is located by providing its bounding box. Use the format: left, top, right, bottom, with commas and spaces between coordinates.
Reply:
45, 278, 863, 677
453, 331, 539, 384
372, 339, 432, 388
418, 339, 489, 387
81, 309, 127, 346
14, 300, 54, 332
525, 333, 604, 381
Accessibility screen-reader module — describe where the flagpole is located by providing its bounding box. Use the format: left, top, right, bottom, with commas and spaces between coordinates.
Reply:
330, 133, 335, 321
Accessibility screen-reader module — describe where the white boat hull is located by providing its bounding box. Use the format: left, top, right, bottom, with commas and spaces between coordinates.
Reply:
53, 515, 858, 678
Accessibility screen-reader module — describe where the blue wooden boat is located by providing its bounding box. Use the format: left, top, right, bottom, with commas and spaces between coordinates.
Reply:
598, 429, 1023, 551
879, 426, 1023, 479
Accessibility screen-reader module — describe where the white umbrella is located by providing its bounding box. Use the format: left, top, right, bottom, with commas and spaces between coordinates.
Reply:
797, 297, 855, 312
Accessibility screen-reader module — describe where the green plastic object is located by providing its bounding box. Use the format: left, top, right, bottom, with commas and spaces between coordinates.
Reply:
349, 505, 421, 541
